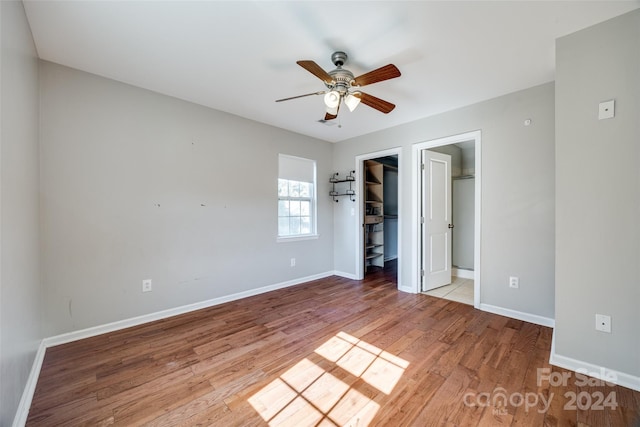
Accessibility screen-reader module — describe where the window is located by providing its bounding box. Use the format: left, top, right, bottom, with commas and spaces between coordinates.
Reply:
278, 154, 317, 239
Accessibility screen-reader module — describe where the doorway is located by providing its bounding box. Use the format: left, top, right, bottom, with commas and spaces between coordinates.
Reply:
356, 148, 402, 286
412, 131, 481, 308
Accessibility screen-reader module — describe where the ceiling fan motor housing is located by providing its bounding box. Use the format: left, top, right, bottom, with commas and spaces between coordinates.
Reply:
327, 68, 355, 95
326, 51, 356, 95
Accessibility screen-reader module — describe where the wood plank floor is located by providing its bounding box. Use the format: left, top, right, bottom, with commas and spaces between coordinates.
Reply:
28, 264, 640, 426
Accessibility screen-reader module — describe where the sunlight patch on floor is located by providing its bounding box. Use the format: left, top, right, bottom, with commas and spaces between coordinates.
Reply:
248, 331, 409, 426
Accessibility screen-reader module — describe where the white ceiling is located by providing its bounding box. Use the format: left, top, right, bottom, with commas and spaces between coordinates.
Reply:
23, 1, 639, 143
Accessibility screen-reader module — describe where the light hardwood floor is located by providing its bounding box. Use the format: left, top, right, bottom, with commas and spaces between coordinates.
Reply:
27, 264, 640, 426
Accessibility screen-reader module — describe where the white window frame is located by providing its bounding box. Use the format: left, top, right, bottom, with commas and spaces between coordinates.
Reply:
277, 154, 318, 242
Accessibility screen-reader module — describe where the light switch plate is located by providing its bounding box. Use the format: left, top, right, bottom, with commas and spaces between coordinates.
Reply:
598, 100, 615, 120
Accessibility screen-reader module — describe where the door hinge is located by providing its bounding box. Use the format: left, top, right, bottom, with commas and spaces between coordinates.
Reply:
421, 163, 425, 170
420, 269, 425, 277
420, 216, 425, 224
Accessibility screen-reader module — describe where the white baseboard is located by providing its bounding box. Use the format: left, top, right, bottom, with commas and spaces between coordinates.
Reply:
44, 271, 334, 347
549, 330, 640, 392
13, 270, 334, 426
452, 267, 474, 279
333, 270, 359, 280
12, 341, 47, 427
479, 303, 555, 328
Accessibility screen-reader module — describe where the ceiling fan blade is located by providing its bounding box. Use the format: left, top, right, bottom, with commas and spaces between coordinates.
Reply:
354, 92, 396, 114
297, 60, 334, 84
353, 64, 401, 87
275, 91, 325, 102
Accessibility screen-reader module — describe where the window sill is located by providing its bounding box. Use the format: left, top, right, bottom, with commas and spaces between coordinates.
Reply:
277, 234, 319, 243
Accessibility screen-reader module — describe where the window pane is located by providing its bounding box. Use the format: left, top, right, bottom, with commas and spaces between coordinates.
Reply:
290, 200, 301, 216
289, 181, 300, 197
278, 155, 316, 238
278, 217, 290, 236
300, 217, 311, 234
299, 182, 311, 197
278, 179, 289, 197
290, 217, 301, 235
278, 200, 289, 217
300, 201, 310, 216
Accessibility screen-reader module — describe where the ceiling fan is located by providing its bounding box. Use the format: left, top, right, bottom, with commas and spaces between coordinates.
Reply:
276, 51, 401, 121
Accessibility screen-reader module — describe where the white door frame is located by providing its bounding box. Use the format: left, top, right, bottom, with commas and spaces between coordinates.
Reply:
355, 147, 402, 289
412, 131, 482, 308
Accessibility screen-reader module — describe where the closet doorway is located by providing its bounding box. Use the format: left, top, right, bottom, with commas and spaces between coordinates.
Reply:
356, 148, 402, 286
412, 131, 481, 308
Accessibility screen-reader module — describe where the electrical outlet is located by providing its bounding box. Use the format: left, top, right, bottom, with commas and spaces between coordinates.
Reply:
509, 276, 519, 289
595, 314, 611, 333
142, 279, 152, 292
290, 258, 296, 267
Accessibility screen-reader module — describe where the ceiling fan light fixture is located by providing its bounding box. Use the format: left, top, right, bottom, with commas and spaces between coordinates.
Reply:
326, 105, 339, 116
345, 93, 361, 112
324, 90, 341, 109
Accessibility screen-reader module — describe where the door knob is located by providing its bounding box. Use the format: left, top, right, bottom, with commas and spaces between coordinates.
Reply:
448, 224, 454, 229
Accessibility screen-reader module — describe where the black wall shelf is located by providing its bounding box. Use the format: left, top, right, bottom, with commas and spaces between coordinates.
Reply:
329, 171, 356, 202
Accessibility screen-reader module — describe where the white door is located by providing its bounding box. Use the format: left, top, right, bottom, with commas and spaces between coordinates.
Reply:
421, 150, 452, 291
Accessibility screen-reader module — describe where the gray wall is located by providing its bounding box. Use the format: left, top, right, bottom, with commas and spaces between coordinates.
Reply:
555, 10, 640, 377
39, 62, 334, 336
0, 1, 42, 424
461, 146, 475, 176
333, 82, 555, 319
452, 178, 475, 270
